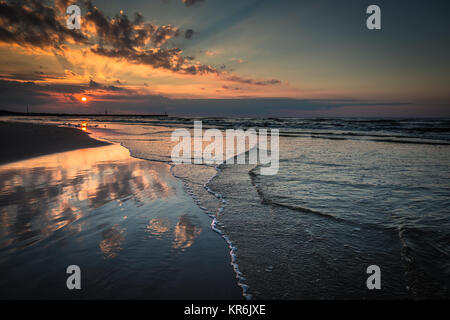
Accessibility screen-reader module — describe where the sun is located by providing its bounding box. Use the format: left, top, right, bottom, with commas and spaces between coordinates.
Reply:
81, 96, 87, 102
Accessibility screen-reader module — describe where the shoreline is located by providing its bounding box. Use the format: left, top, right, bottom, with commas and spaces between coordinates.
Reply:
90, 125, 250, 299
88, 124, 251, 299
0, 121, 110, 165
0, 120, 243, 299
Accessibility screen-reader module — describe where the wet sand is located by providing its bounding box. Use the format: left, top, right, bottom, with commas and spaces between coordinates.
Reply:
0, 121, 242, 299
0, 121, 110, 165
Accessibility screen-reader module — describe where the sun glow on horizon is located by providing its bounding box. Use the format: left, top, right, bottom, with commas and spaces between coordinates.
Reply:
81, 96, 87, 102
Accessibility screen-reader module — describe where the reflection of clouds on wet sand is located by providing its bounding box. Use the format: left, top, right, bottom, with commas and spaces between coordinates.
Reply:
146, 216, 203, 250
0, 144, 174, 253
146, 217, 170, 240
43, 200, 82, 235
173, 215, 202, 250
99, 224, 125, 259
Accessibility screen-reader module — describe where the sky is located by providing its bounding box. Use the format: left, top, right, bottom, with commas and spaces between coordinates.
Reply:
0, 0, 449, 117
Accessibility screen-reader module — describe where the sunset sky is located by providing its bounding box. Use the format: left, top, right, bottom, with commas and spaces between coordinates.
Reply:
0, 0, 449, 116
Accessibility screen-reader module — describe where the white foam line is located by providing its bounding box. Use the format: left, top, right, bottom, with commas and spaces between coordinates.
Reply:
170, 163, 252, 300
98, 131, 253, 300
202, 166, 253, 300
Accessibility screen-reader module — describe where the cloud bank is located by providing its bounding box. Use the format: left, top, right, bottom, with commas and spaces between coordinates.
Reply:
0, 0, 280, 83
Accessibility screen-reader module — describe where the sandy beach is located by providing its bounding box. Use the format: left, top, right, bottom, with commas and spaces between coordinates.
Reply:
0, 121, 110, 165
0, 120, 242, 299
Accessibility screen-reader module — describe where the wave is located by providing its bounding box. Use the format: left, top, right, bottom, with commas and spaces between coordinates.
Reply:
248, 168, 351, 224
169, 163, 252, 300
20, 115, 450, 146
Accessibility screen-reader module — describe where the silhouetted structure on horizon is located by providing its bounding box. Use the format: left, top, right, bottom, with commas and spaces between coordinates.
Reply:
0, 109, 168, 118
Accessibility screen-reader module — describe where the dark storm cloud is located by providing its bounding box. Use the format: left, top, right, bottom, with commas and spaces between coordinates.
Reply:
89, 79, 125, 91
83, 1, 218, 75
0, 0, 88, 48
84, 1, 179, 48
152, 25, 180, 47
0, 1, 215, 76
0, 79, 51, 106
91, 46, 218, 75
82, 1, 274, 80
0, 1, 282, 85
226, 76, 281, 86
0, 78, 130, 109
222, 85, 242, 91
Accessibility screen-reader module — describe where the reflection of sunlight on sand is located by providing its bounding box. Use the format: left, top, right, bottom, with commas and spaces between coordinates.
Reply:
99, 224, 125, 259
0, 208, 12, 248
172, 215, 202, 250
4, 142, 130, 169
